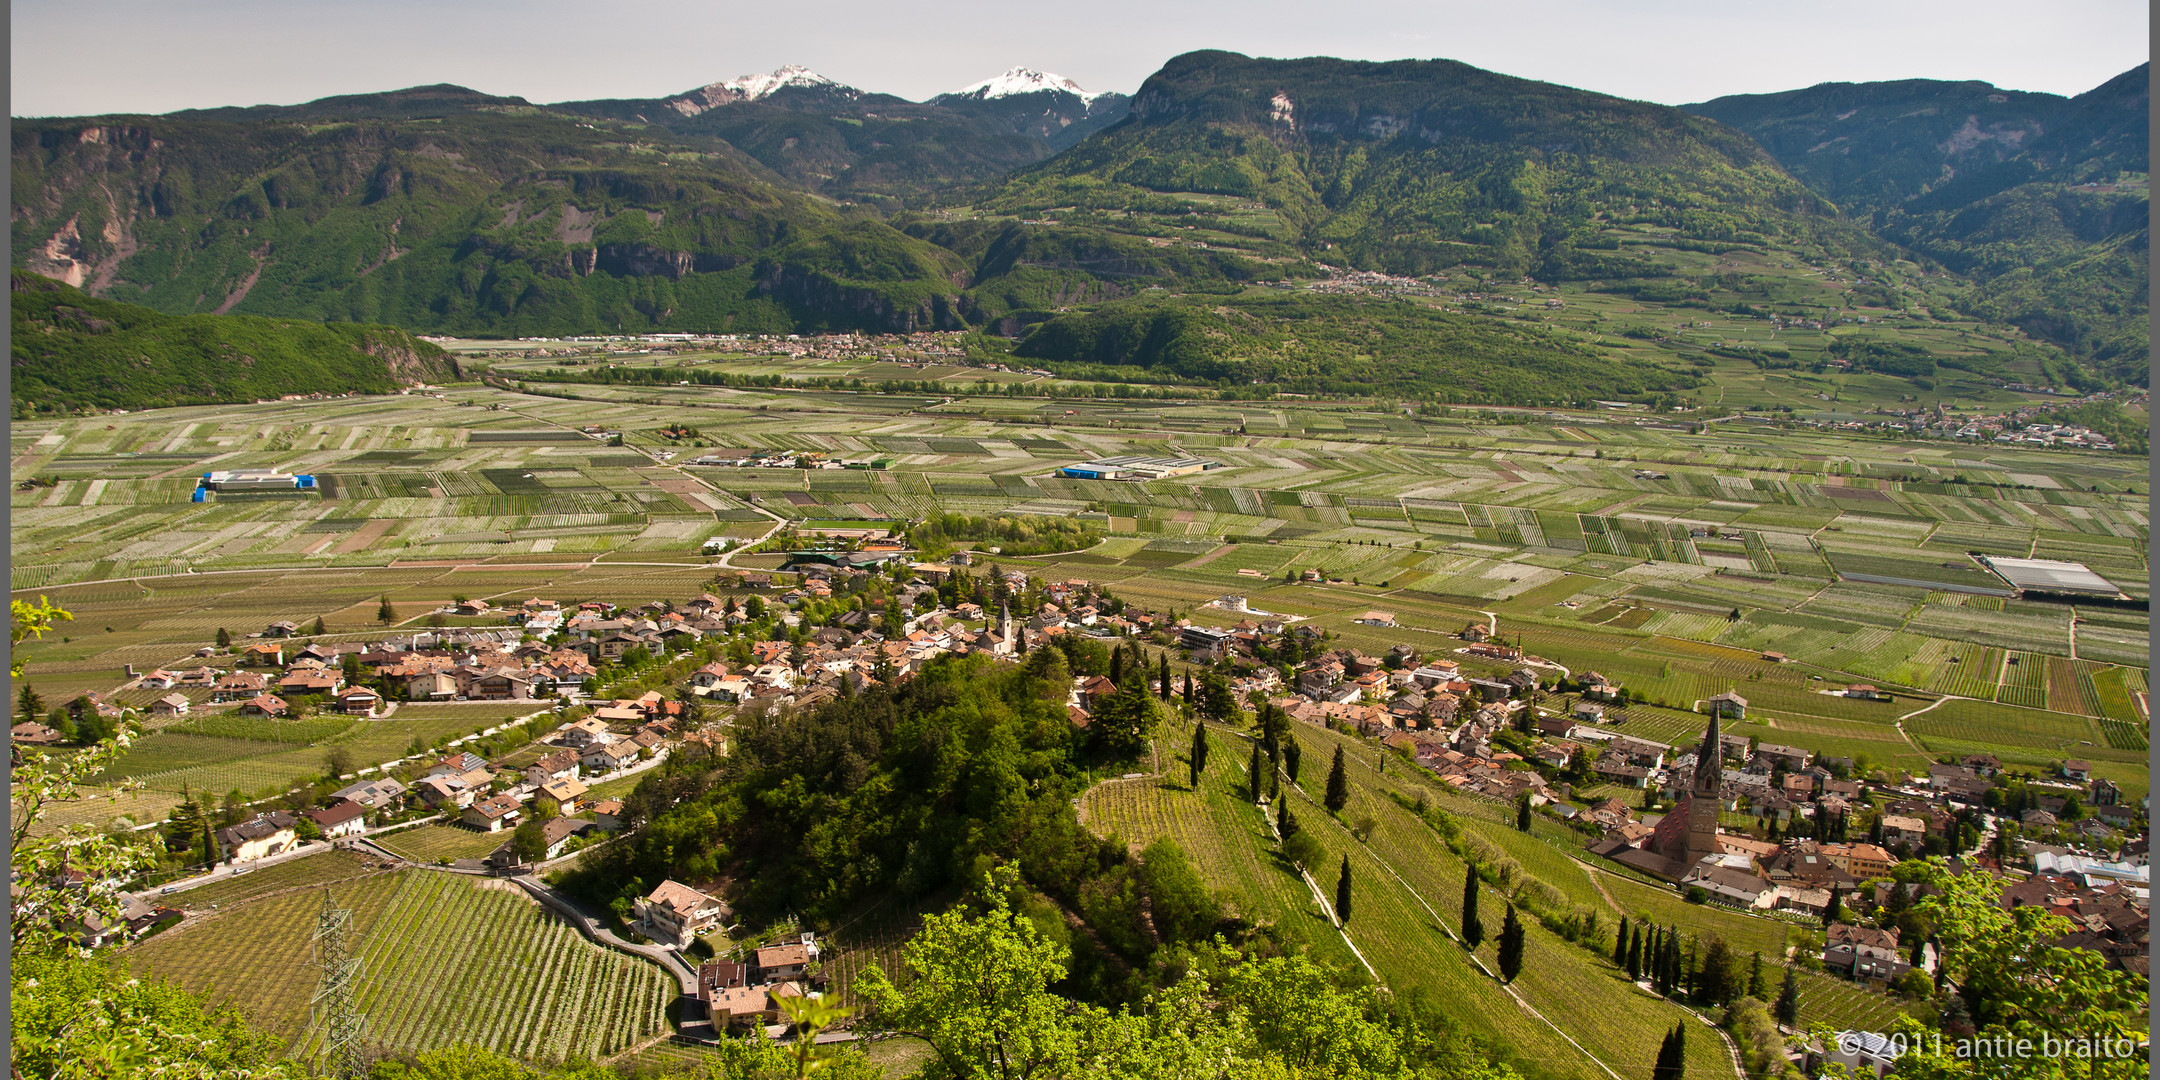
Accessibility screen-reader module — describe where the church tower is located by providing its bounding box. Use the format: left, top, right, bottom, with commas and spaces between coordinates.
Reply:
1682, 711, 1724, 866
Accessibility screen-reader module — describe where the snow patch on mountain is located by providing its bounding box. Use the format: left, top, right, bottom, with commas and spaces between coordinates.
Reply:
952, 67, 1107, 104
668, 65, 847, 116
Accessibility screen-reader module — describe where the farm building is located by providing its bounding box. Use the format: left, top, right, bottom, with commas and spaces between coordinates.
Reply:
1057, 455, 1218, 480
1707, 691, 1748, 719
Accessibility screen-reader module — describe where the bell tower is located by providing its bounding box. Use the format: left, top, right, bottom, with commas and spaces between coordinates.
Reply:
1684, 711, 1724, 865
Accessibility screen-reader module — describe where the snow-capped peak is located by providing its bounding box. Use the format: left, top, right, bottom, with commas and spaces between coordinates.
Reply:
669, 65, 848, 116
713, 65, 837, 101
953, 67, 1105, 104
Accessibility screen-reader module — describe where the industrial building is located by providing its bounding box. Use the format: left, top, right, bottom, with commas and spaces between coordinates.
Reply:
1058, 455, 1219, 481
201, 469, 316, 492
1976, 556, 2125, 598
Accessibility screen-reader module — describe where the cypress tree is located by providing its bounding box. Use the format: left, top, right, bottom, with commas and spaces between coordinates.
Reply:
1276, 799, 1296, 840
1183, 671, 1194, 703
1747, 951, 1766, 999
1498, 902, 1526, 983
1335, 855, 1353, 924
1324, 746, 1351, 812
1516, 796, 1533, 832
1283, 736, 1302, 785
1823, 884, 1845, 926
1110, 644, 1124, 684
1626, 925, 1643, 981
1461, 867, 1485, 948
1158, 654, 1171, 700
1652, 1024, 1686, 1080
1270, 766, 1280, 801
1774, 966, 1800, 1026
1614, 916, 1631, 964
215, 626, 232, 647
1249, 740, 1266, 803
1189, 723, 1209, 788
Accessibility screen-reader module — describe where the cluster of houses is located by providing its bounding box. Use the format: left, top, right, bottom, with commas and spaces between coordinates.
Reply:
198, 699, 686, 870
626, 876, 834, 1033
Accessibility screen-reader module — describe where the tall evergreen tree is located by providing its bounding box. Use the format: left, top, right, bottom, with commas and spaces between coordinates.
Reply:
1774, 966, 1800, 1026
1249, 740, 1266, 803
1158, 654, 1171, 700
377, 595, 396, 625
309, 615, 326, 635
1324, 746, 1351, 812
1461, 867, 1485, 948
1497, 902, 1526, 983
1652, 1025, 1686, 1080
1276, 799, 1296, 840
1283, 736, 1302, 785
1823, 883, 1845, 926
1747, 951, 1766, 1000
1109, 644, 1124, 685
1189, 723, 1210, 788
1335, 855, 1353, 924
1515, 796, 1533, 832
1614, 916, 1631, 964
1626, 925, 1643, 981
215, 626, 231, 647
17, 684, 44, 727
1183, 671, 1194, 703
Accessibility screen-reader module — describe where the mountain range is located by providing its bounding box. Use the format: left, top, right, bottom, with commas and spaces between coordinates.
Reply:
10, 53, 2148, 402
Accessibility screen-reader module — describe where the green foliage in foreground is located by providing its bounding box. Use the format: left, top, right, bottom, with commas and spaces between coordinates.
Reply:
1014, 293, 1704, 403
861, 864, 1525, 1080
11, 952, 305, 1079
1819, 860, 2148, 1080
10, 271, 459, 414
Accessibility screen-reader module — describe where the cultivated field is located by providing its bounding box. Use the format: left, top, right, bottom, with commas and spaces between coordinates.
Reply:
126, 856, 674, 1065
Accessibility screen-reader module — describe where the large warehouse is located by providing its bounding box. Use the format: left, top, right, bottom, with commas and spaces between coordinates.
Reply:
1976, 556, 2125, 598
1058, 455, 1220, 481
200, 470, 316, 492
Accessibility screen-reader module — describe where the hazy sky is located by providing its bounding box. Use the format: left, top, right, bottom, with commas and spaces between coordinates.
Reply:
12, 0, 2149, 117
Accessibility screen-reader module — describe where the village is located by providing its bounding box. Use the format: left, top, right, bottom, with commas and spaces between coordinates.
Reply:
24, 542, 2145, 1033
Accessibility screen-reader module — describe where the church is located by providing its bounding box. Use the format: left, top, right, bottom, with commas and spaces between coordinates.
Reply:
1596, 711, 1728, 883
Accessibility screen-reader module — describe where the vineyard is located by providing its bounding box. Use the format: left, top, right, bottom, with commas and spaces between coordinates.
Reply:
129, 866, 674, 1065
373, 824, 508, 863
1081, 718, 1740, 1080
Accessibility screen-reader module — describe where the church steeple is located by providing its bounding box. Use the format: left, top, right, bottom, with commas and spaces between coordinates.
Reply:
1682, 711, 1724, 867
1695, 710, 1722, 797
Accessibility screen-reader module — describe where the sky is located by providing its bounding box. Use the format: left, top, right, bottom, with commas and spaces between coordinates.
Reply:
11, 0, 2149, 117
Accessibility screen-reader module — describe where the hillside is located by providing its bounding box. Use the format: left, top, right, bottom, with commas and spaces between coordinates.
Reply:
1009, 292, 1706, 403
552, 66, 1130, 207
975, 51, 1867, 277
10, 271, 459, 413
10, 90, 975, 336
1690, 65, 2150, 383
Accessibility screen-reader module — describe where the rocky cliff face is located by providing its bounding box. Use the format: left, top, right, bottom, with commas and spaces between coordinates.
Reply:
358, 330, 461, 384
